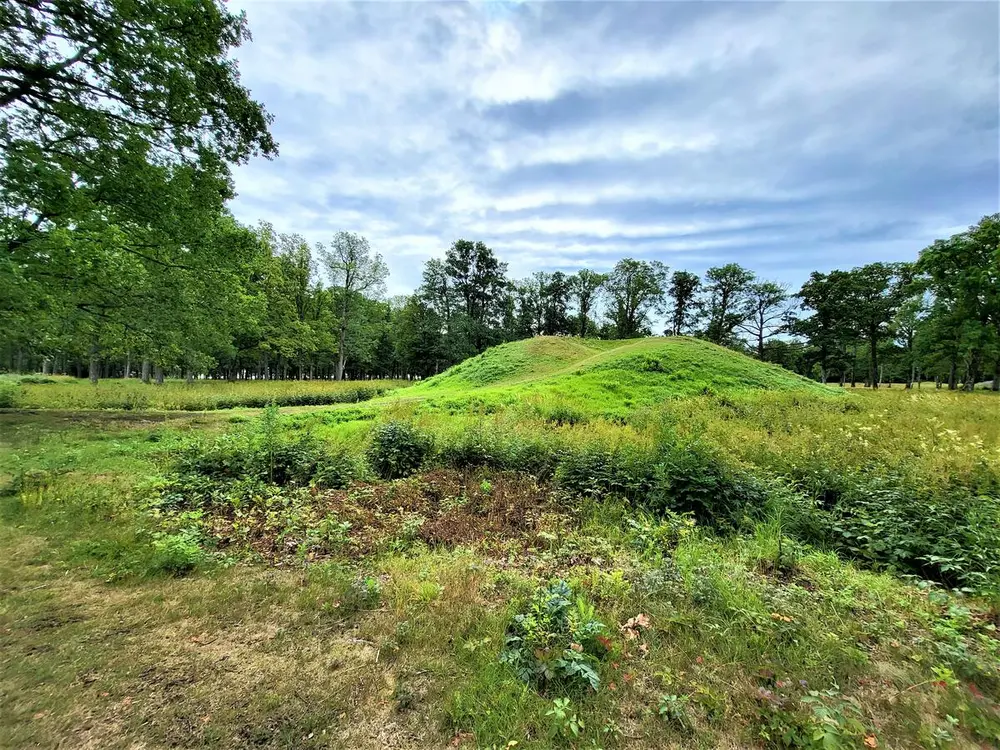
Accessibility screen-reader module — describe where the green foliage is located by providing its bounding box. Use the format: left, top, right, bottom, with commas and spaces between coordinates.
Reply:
161, 408, 361, 516
366, 421, 431, 479
555, 443, 655, 501
827, 478, 1000, 593
500, 580, 607, 693
545, 697, 585, 741
149, 528, 206, 576
799, 690, 869, 749
0, 379, 18, 408
657, 693, 692, 732
649, 439, 768, 528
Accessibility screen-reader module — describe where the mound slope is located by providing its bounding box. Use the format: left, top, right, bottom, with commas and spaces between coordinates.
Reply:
411, 336, 833, 408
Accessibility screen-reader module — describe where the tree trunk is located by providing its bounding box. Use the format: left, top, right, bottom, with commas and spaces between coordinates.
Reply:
868, 331, 879, 389
154, 365, 164, 385
965, 349, 981, 391
141, 358, 151, 384
948, 357, 957, 390
336, 324, 347, 381
124, 351, 131, 379
993, 356, 1000, 392
185, 368, 194, 385
41, 358, 51, 376
88, 343, 99, 384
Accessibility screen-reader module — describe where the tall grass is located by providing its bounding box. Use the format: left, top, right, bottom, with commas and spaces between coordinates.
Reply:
1, 377, 409, 411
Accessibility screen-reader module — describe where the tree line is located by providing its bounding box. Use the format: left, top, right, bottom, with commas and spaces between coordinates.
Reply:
2, 1, 997, 390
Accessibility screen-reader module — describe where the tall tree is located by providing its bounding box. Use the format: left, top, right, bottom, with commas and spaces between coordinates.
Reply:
703, 264, 755, 346
606, 259, 668, 339
570, 270, 607, 337
737, 281, 794, 359
794, 270, 855, 384
917, 215, 1000, 390
442, 239, 508, 353
395, 296, 445, 377
1, 0, 276, 335
513, 273, 547, 337
541, 271, 573, 335
666, 271, 701, 335
321, 232, 388, 380
847, 262, 912, 388
893, 294, 927, 388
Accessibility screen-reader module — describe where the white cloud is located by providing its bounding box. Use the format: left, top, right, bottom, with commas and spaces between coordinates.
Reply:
225, 1, 998, 296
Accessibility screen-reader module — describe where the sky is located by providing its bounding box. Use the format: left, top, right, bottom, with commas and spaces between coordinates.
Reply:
227, 1, 999, 298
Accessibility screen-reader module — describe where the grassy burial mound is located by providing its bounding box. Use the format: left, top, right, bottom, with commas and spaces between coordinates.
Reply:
409, 336, 835, 417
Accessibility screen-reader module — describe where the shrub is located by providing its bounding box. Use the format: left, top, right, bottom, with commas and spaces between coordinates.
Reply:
313, 447, 361, 489
555, 444, 656, 501
367, 421, 431, 479
437, 426, 559, 478
437, 426, 496, 469
500, 580, 607, 693
0, 381, 19, 408
149, 528, 206, 576
163, 407, 347, 509
828, 477, 1000, 594
648, 440, 768, 529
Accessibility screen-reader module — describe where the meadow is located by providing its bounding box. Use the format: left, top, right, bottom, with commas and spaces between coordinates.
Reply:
0, 375, 409, 411
2, 337, 998, 749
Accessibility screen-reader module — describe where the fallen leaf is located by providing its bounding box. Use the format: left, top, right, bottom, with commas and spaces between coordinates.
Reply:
864, 735, 878, 748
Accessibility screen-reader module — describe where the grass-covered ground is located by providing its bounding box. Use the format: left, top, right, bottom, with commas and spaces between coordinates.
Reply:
0, 375, 408, 411
1, 338, 998, 749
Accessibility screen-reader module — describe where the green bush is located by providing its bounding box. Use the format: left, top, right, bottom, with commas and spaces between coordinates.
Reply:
163, 407, 356, 509
313, 447, 361, 489
554, 444, 656, 501
15, 375, 57, 385
149, 529, 206, 576
0, 381, 18, 408
366, 421, 431, 479
436, 427, 559, 478
500, 580, 607, 693
648, 441, 768, 529
828, 477, 1000, 593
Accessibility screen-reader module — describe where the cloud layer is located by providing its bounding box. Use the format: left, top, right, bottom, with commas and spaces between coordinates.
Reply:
228, 1, 999, 295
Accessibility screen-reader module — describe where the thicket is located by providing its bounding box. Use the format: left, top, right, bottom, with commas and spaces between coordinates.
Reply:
158, 408, 1000, 597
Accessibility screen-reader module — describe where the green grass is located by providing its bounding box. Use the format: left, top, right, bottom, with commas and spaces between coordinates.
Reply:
1, 339, 999, 748
0, 376, 409, 411
405, 337, 835, 419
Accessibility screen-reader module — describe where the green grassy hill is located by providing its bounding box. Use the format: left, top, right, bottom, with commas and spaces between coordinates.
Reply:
410, 336, 834, 413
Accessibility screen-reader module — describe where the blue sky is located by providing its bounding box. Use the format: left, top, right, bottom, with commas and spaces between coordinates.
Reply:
228, 1, 999, 297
